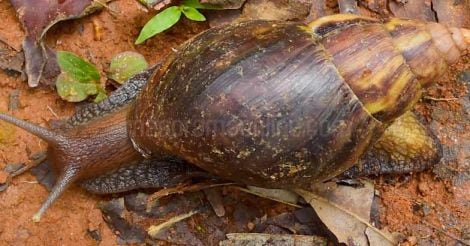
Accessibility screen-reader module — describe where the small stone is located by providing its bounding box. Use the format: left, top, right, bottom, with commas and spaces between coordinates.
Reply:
418, 181, 430, 196
421, 203, 432, 216
406, 236, 418, 246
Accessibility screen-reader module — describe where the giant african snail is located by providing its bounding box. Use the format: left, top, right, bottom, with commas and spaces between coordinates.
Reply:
0, 14, 468, 221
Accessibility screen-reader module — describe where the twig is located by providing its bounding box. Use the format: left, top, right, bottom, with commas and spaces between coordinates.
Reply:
46, 106, 59, 119
423, 96, 458, 101
146, 182, 235, 211
147, 210, 198, 237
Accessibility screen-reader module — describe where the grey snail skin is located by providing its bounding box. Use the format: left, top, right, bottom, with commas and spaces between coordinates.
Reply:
0, 14, 468, 221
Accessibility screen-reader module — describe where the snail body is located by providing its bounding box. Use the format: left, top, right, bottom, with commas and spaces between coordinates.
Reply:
0, 14, 469, 220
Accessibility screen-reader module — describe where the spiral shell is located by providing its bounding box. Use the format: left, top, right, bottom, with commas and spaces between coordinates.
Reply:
128, 15, 468, 188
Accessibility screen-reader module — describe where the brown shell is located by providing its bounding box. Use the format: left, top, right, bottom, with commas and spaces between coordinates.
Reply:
128, 20, 383, 188
128, 15, 467, 188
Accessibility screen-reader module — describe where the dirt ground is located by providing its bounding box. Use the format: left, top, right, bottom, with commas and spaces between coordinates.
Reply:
0, 0, 468, 245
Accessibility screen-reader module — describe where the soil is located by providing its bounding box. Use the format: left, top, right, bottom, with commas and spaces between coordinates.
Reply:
0, 0, 468, 245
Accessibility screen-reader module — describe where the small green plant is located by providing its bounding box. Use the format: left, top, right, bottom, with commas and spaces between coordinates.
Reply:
56, 51, 107, 103
135, 0, 217, 44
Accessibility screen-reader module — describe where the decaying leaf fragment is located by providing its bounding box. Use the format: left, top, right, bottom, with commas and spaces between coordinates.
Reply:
241, 0, 312, 21
296, 182, 398, 246
388, 0, 436, 22
220, 233, 327, 246
9, 0, 110, 87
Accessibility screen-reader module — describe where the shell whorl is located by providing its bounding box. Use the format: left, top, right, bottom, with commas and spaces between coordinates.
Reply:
307, 14, 469, 122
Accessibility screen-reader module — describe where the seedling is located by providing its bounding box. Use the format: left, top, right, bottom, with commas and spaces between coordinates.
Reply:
55, 51, 107, 103
135, 0, 217, 44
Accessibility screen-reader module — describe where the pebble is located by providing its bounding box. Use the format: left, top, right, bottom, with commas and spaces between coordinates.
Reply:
418, 181, 430, 196
406, 235, 418, 246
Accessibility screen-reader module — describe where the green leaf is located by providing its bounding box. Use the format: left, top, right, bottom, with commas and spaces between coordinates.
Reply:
108, 51, 148, 84
181, 6, 206, 21
182, 0, 220, 9
135, 6, 182, 44
56, 51, 100, 83
56, 73, 101, 102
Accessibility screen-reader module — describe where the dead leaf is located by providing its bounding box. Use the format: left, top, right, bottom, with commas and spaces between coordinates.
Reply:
200, 0, 246, 9
206, 9, 242, 27
359, 0, 390, 16
241, 0, 312, 21
246, 186, 300, 205
9, 0, 110, 87
220, 233, 327, 246
138, 0, 172, 10
0, 40, 24, 76
388, 0, 437, 21
204, 188, 226, 217
99, 198, 146, 244
234, 186, 301, 208
432, 0, 470, 27
304, 0, 328, 23
296, 181, 398, 246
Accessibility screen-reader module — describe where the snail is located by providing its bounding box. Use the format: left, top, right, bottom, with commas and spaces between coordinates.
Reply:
0, 14, 469, 222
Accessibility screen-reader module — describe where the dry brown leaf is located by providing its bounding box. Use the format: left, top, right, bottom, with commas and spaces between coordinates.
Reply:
296, 181, 398, 246
9, 0, 111, 87
234, 186, 301, 208
241, 0, 312, 21
388, 0, 436, 21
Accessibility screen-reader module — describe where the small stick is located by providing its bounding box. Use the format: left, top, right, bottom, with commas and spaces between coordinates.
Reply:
423, 96, 458, 101
46, 106, 59, 119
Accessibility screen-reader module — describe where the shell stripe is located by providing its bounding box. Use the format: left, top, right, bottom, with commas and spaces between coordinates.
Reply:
308, 17, 421, 122
385, 18, 449, 87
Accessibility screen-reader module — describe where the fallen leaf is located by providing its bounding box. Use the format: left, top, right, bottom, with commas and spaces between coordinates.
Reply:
203, 188, 226, 217
137, 0, 172, 10
241, 0, 312, 21
296, 181, 398, 246
388, 0, 436, 22
247, 186, 300, 205
99, 198, 146, 244
200, 0, 246, 9
9, 0, 110, 87
219, 233, 327, 246
0, 40, 24, 77
234, 186, 301, 208
304, 0, 328, 23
